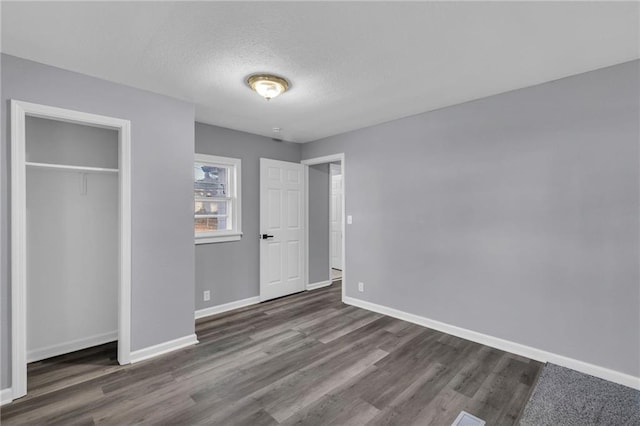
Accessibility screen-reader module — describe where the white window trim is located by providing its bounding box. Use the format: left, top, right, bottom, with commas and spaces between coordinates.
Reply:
194, 154, 242, 244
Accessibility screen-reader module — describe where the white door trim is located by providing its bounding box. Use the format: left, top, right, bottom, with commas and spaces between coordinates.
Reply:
301, 153, 346, 302
10, 100, 132, 400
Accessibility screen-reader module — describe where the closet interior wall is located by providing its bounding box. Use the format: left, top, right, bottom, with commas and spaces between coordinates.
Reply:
25, 116, 119, 362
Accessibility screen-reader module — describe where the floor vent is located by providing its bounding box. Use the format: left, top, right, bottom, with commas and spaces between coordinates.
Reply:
451, 411, 486, 426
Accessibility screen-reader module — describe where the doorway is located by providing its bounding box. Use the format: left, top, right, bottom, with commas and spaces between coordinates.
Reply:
302, 154, 346, 301
330, 163, 343, 282
10, 100, 131, 401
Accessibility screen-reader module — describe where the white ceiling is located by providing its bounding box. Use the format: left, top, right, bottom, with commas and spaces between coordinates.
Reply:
2, 1, 638, 143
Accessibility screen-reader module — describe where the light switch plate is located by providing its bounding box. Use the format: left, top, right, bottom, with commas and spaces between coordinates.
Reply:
347, 215, 353, 224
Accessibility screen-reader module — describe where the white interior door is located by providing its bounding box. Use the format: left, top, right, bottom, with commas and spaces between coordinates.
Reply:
260, 158, 305, 301
330, 165, 343, 270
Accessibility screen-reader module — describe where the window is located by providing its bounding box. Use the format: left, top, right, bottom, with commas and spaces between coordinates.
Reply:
194, 154, 242, 244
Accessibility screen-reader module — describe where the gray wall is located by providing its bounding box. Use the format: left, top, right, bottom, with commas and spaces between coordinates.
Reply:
194, 123, 300, 310
1, 54, 196, 388
26, 116, 119, 169
301, 60, 640, 377
308, 163, 330, 284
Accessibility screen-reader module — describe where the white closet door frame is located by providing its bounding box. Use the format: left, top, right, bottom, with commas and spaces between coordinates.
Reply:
301, 153, 346, 302
10, 100, 132, 401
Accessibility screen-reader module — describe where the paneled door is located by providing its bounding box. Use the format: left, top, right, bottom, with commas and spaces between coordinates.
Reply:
260, 158, 305, 301
330, 164, 343, 270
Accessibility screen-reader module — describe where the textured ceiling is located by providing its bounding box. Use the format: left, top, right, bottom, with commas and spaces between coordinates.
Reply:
2, 1, 638, 143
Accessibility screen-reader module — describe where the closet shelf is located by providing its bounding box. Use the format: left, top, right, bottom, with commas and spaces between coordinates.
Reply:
26, 162, 119, 174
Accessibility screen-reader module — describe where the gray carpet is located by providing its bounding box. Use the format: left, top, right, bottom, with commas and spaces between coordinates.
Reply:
519, 363, 640, 425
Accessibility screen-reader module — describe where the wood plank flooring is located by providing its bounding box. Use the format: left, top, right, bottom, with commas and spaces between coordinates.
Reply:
1, 281, 542, 425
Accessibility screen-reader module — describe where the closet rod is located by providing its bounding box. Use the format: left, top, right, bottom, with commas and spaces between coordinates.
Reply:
25, 161, 119, 174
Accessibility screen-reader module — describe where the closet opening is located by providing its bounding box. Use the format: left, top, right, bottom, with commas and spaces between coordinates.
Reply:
11, 101, 131, 401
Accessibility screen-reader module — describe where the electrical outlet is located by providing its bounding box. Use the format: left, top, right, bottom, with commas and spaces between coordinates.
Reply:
358, 282, 364, 292
203, 290, 210, 301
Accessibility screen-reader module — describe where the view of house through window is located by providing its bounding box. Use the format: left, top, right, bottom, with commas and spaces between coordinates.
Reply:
195, 164, 230, 231
194, 154, 242, 243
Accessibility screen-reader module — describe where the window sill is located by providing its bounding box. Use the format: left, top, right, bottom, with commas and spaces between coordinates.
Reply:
195, 232, 243, 245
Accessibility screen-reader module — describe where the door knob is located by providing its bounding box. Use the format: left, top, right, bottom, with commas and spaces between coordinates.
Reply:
261, 234, 274, 240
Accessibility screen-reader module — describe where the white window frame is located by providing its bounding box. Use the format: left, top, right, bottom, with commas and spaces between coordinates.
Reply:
194, 154, 242, 244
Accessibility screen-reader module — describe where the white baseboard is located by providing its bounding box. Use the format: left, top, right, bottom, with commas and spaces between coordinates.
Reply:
129, 334, 198, 364
0, 388, 13, 406
195, 296, 260, 320
306, 280, 332, 291
27, 330, 118, 363
343, 296, 640, 390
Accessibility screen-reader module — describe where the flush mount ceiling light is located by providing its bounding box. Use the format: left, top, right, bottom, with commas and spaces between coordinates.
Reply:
247, 74, 289, 100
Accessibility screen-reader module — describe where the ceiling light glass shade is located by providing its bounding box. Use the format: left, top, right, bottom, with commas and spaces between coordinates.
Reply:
247, 74, 289, 100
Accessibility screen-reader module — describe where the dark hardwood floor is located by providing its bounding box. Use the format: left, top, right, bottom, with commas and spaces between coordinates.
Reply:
1, 281, 542, 425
